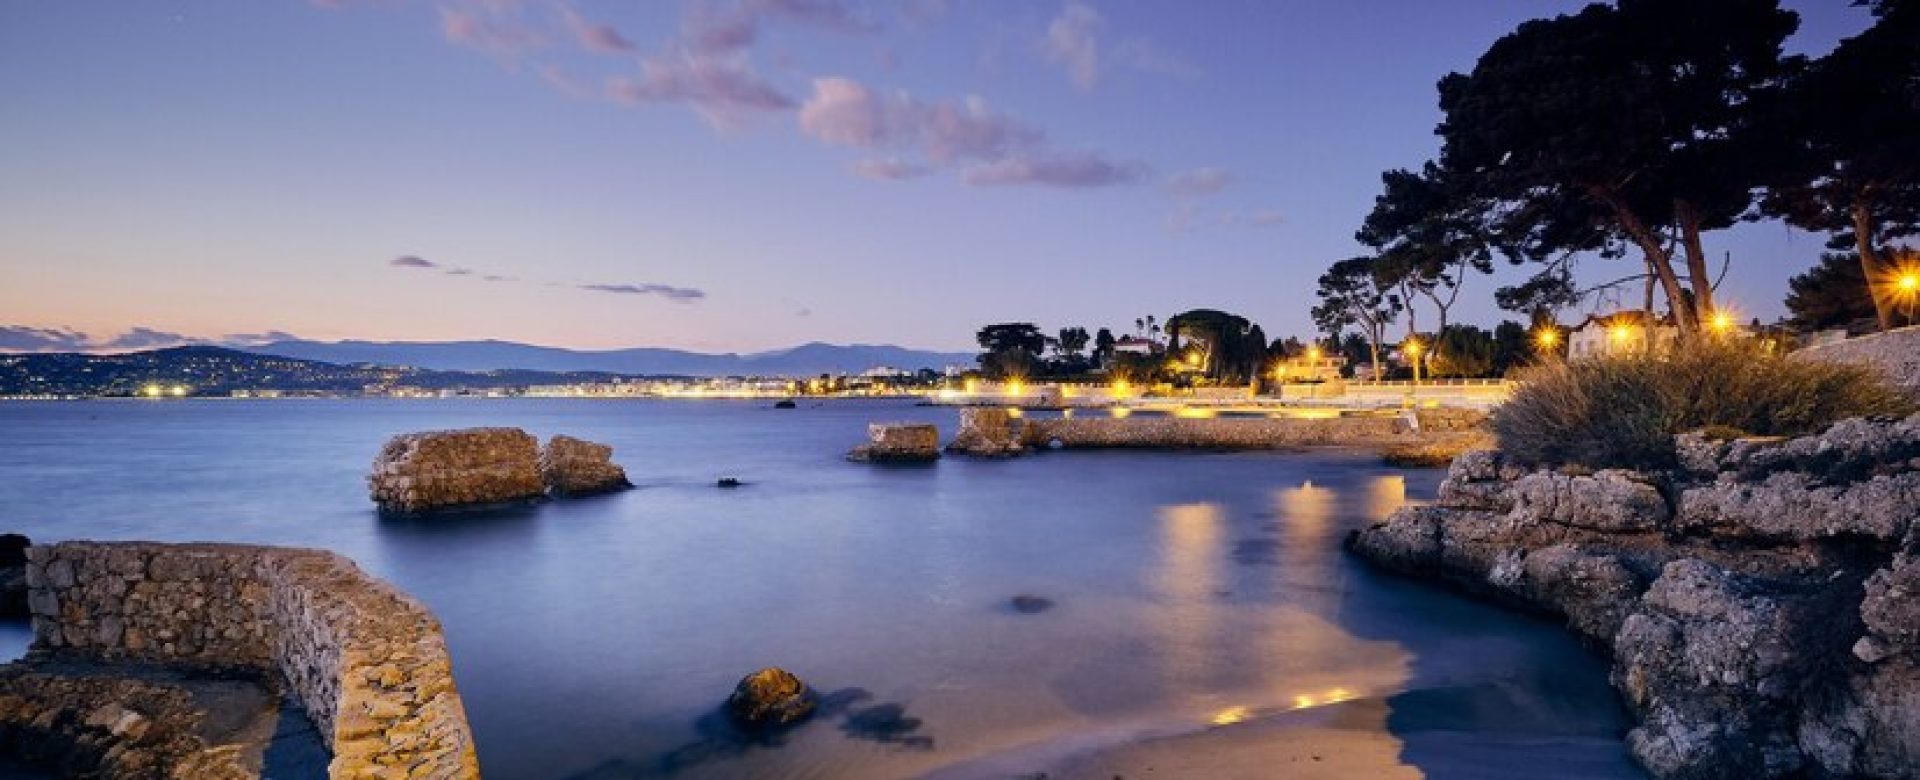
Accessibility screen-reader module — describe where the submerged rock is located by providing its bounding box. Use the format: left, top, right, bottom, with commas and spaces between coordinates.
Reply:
726, 668, 815, 730
539, 434, 632, 497
774, 399, 797, 409
368, 427, 545, 513
717, 477, 744, 488
848, 423, 940, 463
1009, 595, 1054, 614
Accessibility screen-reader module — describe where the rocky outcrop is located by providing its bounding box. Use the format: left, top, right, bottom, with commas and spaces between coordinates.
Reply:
0, 670, 258, 779
848, 423, 940, 463
539, 435, 631, 496
21, 542, 480, 779
368, 427, 544, 513
1796, 325, 1920, 399
1348, 415, 1920, 779
726, 668, 814, 730
947, 408, 1028, 457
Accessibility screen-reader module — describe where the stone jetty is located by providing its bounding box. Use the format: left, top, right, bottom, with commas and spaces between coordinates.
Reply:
539, 434, 632, 496
943, 406, 1487, 455
7, 541, 479, 778
848, 423, 940, 462
1348, 416, 1920, 778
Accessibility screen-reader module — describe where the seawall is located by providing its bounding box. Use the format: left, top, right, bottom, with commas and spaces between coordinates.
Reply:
999, 407, 1485, 450
24, 541, 480, 778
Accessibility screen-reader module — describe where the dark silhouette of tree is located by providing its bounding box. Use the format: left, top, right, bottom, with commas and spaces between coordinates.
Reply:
1429, 325, 1497, 378
975, 322, 1046, 379
1312, 256, 1401, 381
1164, 309, 1269, 383
1758, 4, 1919, 329
1055, 327, 1091, 360
1092, 328, 1116, 367
1358, 163, 1497, 334
1436, 0, 1799, 337
1785, 252, 1884, 332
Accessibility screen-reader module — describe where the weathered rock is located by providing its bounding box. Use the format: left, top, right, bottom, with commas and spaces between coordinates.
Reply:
947, 408, 1028, 457
368, 427, 545, 513
1348, 416, 1920, 780
1678, 470, 1919, 543
539, 434, 632, 496
726, 668, 815, 729
848, 423, 940, 463
1507, 469, 1670, 533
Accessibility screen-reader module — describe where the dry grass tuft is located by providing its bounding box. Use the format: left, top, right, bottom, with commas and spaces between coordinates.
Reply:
1492, 341, 1913, 470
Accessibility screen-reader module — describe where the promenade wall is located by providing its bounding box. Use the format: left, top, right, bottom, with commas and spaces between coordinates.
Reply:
24, 542, 480, 779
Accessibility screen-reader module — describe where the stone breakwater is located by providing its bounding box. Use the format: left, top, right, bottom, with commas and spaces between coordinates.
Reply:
1348, 416, 1920, 779
20, 542, 480, 779
848, 423, 940, 462
370, 427, 631, 512
946, 407, 1488, 455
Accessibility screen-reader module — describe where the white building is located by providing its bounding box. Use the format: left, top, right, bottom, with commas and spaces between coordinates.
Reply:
1568, 311, 1680, 359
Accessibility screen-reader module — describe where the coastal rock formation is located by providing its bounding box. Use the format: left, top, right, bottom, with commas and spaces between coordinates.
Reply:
848, 423, 940, 463
1797, 326, 1920, 399
0, 670, 259, 778
539, 434, 632, 496
19, 542, 480, 779
947, 409, 1028, 457
368, 427, 545, 513
1348, 416, 1920, 779
726, 668, 815, 729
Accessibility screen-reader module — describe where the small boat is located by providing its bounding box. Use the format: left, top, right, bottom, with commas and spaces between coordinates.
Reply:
773, 399, 797, 409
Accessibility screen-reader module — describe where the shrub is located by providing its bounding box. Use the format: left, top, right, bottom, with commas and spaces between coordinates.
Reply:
1492, 340, 1914, 470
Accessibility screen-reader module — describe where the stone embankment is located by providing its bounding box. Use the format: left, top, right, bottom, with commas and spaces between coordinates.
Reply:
1348, 415, 1920, 778
370, 427, 630, 512
1798, 325, 1920, 398
848, 423, 940, 462
945, 407, 1487, 456
13, 542, 480, 779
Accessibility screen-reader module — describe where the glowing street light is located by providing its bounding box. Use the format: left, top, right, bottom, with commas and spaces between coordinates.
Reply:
1403, 339, 1423, 385
1707, 310, 1734, 335
1534, 327, 1560, 350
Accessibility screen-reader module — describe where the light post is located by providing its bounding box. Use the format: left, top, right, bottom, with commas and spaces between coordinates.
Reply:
1534, 327, 1560, 357
1404, 339, 1423, 386
1899, 272, 1920, 327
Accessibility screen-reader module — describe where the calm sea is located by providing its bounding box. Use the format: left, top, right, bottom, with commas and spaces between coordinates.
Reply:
0, 399, 1641, 779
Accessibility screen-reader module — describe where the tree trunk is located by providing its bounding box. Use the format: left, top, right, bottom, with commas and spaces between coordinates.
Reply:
1852, 201, 1894, 331
1675, 199, 1714, 323
1590, 186, 1697, 339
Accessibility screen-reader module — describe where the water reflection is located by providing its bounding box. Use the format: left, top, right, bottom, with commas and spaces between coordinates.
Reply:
1151, 502, 1224, 688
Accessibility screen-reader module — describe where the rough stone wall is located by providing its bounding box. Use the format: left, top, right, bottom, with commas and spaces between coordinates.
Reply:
948, 409, 1025, 456
1023, 414, 1413, 449
369, 427, 544, 513
24, 542, 480, 779
539, 434, 631, 496
849, 423, 940, 462
1348, 414, 1920, 779
1796, 325, 1920, 398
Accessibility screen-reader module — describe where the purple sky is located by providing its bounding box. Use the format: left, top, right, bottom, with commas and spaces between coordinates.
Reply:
0, 1, 1877, 353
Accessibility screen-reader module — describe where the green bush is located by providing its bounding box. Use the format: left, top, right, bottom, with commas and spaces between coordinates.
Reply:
1492, 341, 1914, 470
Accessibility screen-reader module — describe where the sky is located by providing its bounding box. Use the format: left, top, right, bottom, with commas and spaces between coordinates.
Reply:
0, 0, 1881, 354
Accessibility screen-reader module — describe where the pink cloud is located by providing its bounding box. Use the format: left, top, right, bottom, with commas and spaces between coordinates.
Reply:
964, 153, 1147, 188
562, 9, 634, 54
439, 7, 545, 57
797, 77, 1042, 163
609, 57, 797, 129
1165, 167, 1234, 197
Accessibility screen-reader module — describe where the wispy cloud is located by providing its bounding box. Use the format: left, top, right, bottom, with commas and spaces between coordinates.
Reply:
0, 326, 92, 352
562, 8, 634, 54
852, 157, 932, 180
964, 153, 1147, 188
0, 326, 305, 353
1165, 167, 1233, 198
607, 59, 797, 130
1041, 2, 1196, 91
579, 283, 708, 303
1043, 2, 1103, 91
390, 255, 438, 268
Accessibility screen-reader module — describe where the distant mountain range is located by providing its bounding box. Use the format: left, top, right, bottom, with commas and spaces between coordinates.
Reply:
240, 339, 975, 377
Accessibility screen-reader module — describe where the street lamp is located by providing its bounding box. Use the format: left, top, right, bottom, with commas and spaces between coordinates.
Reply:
1404, 339, 1423, 385
1535, 327, 1560, 352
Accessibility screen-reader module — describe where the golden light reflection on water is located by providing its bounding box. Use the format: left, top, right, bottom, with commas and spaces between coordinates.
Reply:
1153, 502, 1224, 687
1367, 474, 1408, 523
